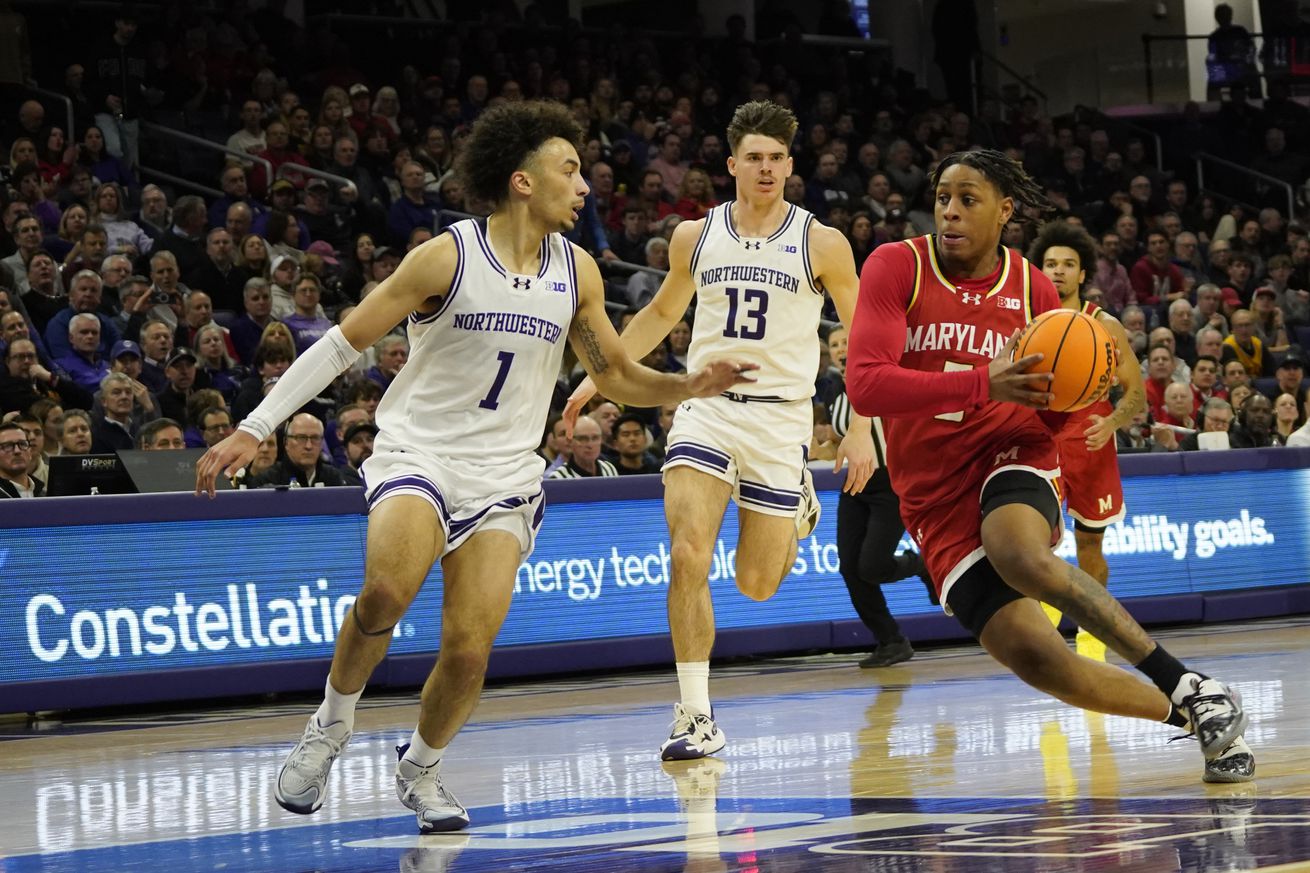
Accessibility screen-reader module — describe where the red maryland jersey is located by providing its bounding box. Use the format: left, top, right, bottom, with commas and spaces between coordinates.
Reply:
847, 235, 1062, 519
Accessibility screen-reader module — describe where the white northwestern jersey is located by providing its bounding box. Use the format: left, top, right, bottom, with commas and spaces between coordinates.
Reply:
687, 201, 825, 400
374, 218, 578, 475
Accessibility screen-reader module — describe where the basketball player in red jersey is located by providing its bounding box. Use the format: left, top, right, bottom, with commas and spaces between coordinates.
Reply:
847, 150, 1252, 782
1028, 221, 1145, 661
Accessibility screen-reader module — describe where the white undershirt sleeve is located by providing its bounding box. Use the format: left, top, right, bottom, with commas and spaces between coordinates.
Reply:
236, 325, 363, 441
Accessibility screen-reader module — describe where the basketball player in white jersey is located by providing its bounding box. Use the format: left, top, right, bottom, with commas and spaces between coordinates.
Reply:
195, 102, 756, 832
565, 101, 874, 760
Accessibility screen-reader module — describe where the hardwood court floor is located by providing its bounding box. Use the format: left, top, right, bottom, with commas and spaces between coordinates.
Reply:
1, 617, 1308, 872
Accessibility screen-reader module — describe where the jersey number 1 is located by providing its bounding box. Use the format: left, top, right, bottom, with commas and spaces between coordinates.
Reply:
479, 350, 515, 410
723, 287, 768, 340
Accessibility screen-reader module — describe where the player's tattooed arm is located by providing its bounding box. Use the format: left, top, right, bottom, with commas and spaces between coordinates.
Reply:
574, 315, 610, 375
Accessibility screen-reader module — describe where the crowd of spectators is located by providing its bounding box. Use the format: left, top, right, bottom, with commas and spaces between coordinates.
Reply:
0, 2, 1308, 497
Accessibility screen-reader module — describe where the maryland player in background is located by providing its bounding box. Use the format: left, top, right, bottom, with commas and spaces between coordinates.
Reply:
1028, 221, 1145, 661
847, 149, 1252, 783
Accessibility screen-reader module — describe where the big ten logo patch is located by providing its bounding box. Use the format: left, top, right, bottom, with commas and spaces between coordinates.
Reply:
545, 280, 568, 293
998, 296, 1022, 310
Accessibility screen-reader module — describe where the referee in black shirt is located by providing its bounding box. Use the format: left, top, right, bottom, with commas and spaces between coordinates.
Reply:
819, 327, 934, 668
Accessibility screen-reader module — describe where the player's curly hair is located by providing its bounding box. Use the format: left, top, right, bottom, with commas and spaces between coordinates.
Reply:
457, 101, 583, 205
1026, 220, 1098, 279
726, 101, 798, 155
930, 149, 1055, 224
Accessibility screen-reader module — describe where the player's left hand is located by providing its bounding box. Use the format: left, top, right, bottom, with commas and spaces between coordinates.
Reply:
833, 430, 875, 494
685, 358, 759, 398
1083, 414, 1116, 451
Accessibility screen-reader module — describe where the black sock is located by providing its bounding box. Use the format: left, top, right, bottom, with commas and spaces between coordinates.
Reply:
1134, 645, 1203, 703
1164, 703, 1189, 729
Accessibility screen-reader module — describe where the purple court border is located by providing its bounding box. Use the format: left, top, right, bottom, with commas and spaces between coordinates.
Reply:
2, 448, 1307, 712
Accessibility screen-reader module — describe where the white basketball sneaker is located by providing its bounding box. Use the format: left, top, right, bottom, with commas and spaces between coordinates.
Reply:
660, 703, 727, 761
395, 745, 470, 833
795, 466, 821, 540
274, 716, 351, 814
1183, 677, 1248, 761
1203, 735, 1256, 783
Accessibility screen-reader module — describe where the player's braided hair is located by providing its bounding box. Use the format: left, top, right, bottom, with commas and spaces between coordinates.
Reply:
930, 149, 1055, 224
1026, 220, 1098, 279
457, 101, 583, 205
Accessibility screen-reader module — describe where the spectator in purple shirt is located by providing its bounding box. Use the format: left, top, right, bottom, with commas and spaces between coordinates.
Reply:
386, 160, 440, 247
279, 274, 334, 354
53, 313, 111, 392
229, 277, 275, 366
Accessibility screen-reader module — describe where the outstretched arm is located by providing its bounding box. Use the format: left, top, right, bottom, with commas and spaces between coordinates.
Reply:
196, 235, 456, 495
562, 219, 702, 429
568, 244, 756, 409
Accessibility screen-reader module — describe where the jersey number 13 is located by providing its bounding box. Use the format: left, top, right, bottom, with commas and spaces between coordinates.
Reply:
722, 286, 768, 341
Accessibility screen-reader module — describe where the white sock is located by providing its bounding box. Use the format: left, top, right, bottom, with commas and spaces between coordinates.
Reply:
314, 677, 362, 731
400, 728, 446, 769
676, 661, 712, 716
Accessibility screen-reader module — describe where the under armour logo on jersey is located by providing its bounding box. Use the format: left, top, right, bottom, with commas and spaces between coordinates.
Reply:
961, 292, 982, 305
511, 277, 532, 290
998, 296, 1022, 310
743, 240, 762, 251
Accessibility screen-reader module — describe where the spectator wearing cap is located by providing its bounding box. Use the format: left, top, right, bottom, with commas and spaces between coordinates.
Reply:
250, 119, 310, 198
354, 246, 393, 286
45, 270, 122, 360
252, 412, 348, 488
347, 84, 387, 140
612, 413, 660, 475
280, 274, 334, 355
0, 337, 92, 414
386, 161, 440, 248
1263, 351, 1307, 407
54, 313, 112, 392
297, 177, 354, 251
365, 335, 407, 394
337, 421, 376, 486
90, 371, 138, 453
226, 99, 268, 159
873, 206, 912, 247
105, 339, 160, 425
328, 402, 371, 467
0, 420, 43, 498
1250, 286, 1290, 350
157, 346, 205, 423
231, 277, 275, 365
184, 228, 253, 313
252, 183, 311, 249
207, 166, 267, 233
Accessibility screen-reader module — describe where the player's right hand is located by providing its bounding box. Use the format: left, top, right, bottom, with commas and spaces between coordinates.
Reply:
195, 429, 260, 498
988, 329, 1054, 408
562, 376, 598, 438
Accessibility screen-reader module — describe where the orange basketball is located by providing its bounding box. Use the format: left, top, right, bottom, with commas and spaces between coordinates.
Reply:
1015, 309, 1116, 412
